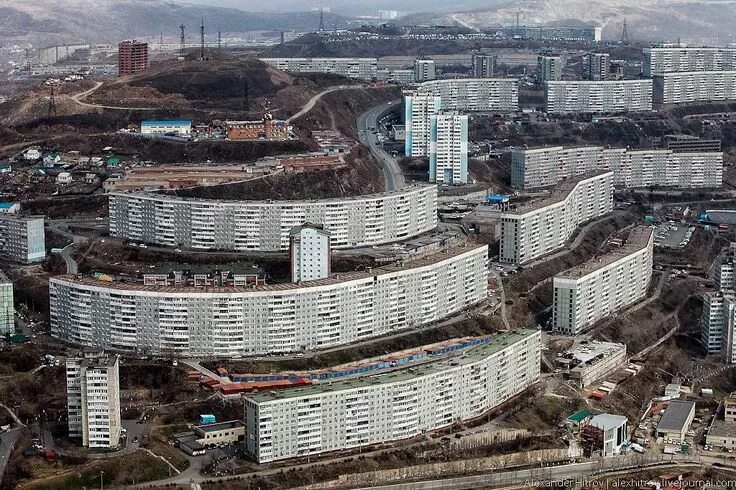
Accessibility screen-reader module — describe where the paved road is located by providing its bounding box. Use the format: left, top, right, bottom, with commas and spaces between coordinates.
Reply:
357, 100, 405, 192
59, 243, 78, 274
0, 428, 23, 485
285, 85, 355, 123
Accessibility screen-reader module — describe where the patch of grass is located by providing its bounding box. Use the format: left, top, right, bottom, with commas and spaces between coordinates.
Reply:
19, 450, 170, 490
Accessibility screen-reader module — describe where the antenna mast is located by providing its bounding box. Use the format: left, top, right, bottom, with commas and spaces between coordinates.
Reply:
179, 24, 185, 57
621, 18, 629, 44
318, 9, 325, 32
200, 19, 205, 60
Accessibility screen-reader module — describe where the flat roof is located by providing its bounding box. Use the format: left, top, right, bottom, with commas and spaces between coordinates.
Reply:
503, 171, 612, 215
568, 340, 626, 367
557, 226, 652, 278
141, 120, 191, 125
245, 330, 539, 403
111, 183, 435, 206
51, 243, 486, 294
658, 400, 696, 432
195, 420, 244, 433
589, 413, 628, 430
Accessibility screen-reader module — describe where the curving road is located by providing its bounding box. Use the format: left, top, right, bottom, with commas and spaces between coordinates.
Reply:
357, 100, 405, 192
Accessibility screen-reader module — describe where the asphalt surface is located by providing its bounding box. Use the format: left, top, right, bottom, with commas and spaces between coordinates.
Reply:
357, 100, 405, 192
0, 427, 22, 484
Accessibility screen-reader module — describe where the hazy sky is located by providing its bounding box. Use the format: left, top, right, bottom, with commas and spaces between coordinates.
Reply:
185, 0, 506, 15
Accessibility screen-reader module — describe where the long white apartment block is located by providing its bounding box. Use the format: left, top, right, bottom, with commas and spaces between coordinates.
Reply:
511, 146, 723, 190
653, 71, 736, 104
553, 226, 654, 334
544, 80, 653, 114
66, 354, 121, 448
50, 244, 489, 357
258, 58, 378, 81
244, 329, 541, 463
405, 78, 519, 157
108, 185, 437, 252
644, 47, 736, 76
499, 172, 614, 265
429, 111, 468, 184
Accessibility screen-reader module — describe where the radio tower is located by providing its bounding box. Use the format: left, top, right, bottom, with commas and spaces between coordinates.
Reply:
200, 19, 205, 60
318, 9, 325, 32
218, 28, 222, 49
179, 24, 186, 57
621, 18, 629, 44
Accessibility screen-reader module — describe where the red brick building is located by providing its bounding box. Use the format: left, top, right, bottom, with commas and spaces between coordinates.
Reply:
118, 40, 149, 76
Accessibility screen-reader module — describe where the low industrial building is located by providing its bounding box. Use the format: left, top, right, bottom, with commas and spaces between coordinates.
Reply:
657, 400, 696, 442
140, 120, 191, 136
244, 330, 541, 463
225, 117, 291, 141
581, 413, 629, 457
561, 341, 628, 387
553, 226, 654, 334
174, 420, 245, 454
102, 164, 274, 192
706, 393, 736, 450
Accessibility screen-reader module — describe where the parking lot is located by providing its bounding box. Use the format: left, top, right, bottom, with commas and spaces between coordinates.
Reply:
654, 224, 695, 249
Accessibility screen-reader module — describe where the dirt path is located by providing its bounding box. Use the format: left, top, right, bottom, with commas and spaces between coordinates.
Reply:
70, 81, 157, 111
285, 84, 355, 123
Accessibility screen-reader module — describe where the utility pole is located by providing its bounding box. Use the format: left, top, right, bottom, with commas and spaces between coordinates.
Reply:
200, 18, 205, 60
243, 77, 249, 111
179, 24, 185, 57
48, 85, 57, 116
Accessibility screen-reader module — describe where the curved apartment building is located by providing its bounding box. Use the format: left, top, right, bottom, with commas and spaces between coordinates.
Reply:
244, 329, 541, 463
108, 185, 437, 252
50, 244, 488, 357
499, 171, 614, 264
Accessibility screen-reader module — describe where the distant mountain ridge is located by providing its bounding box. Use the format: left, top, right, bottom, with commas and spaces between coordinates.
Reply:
444, 0, 736, 44
0, 0, 347, 45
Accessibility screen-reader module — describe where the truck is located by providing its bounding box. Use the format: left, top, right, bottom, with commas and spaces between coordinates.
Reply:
631, 443, 645, 454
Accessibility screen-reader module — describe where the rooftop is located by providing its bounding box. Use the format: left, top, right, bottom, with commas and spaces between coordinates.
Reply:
194, 420, 244, 433
556, 226, 653, 278
589, 413, 628, 430
503, 171, 612, 216
567, 340, 626, 368
51, 243, 486, 294
141, 120, 192, 126
245, 330, 539, 403
657, 400, 696, 432
111, 183, 435, 206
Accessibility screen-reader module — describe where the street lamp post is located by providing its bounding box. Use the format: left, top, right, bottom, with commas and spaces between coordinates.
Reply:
100, 470, 104, 490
